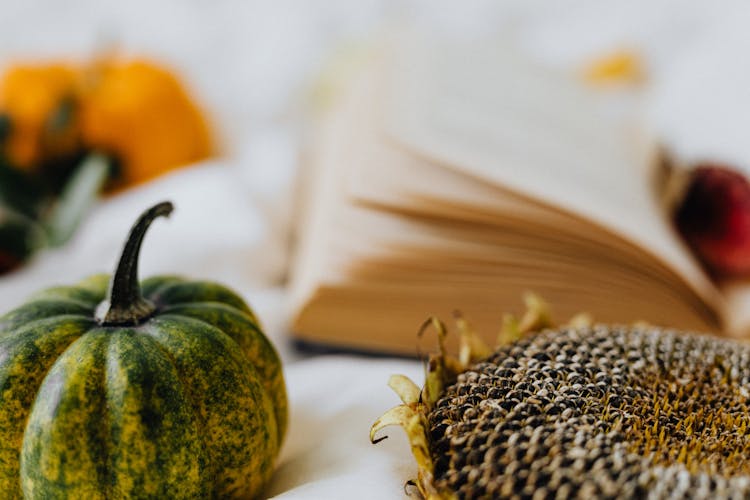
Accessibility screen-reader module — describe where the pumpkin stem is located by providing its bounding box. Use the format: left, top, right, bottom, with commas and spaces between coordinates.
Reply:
95, 201, 173, 326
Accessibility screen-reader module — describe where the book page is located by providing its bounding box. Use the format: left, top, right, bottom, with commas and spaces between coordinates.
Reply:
382, 33, 724, 315
342, 64, 700, 305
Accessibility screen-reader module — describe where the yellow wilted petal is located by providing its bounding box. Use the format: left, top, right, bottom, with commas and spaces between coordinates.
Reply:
388, 374, 421, 406
583, 50, 644, 85
369, 405, 417, 445
454, 311, 491, 367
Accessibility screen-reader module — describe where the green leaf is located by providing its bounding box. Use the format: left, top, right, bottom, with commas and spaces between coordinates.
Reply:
44, 153, 110, 247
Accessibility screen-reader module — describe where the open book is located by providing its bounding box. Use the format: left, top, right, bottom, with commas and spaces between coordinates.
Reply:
289, 35, 741, 356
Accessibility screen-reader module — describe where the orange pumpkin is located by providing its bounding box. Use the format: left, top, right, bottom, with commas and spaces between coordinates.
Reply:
0, 63, 81, 169
0, 58, 212, 190
80, 60, 213, 189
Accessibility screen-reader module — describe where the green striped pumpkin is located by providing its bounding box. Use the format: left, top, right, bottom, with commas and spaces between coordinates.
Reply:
0, 202, 287, 499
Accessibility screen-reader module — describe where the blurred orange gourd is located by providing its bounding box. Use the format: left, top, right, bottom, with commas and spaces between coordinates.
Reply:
80, 60, 213, 189
0, 57, 212, 272
0, 57, 213, 190
0, 64, 81, 169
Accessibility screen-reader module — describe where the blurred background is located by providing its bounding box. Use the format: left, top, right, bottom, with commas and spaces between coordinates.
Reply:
1, 0, 749, 345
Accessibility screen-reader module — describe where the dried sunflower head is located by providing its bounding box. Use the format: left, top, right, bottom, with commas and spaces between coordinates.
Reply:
372, 304, 750, 499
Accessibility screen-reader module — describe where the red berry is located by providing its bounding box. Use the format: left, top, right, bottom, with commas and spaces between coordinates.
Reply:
675, 165, 750, 278
0, 251, 20, 274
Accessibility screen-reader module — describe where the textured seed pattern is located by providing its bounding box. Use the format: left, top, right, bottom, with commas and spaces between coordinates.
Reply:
428, 325, 750, 499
